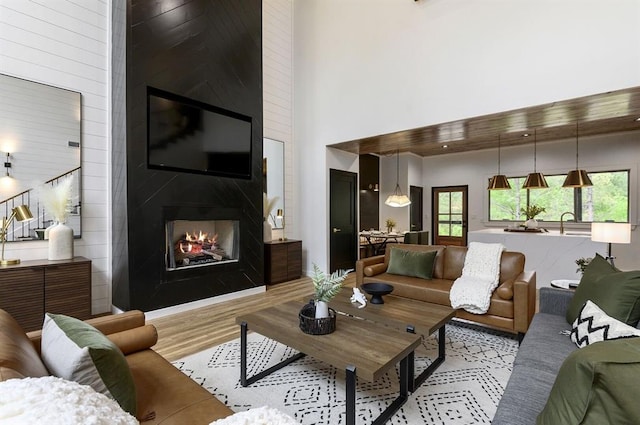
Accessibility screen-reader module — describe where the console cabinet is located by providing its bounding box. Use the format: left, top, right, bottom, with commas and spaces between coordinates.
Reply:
0, 257, 91, 332
264, 240, 302, 284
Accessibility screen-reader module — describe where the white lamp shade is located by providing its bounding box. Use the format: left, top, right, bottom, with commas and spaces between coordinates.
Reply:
591, 222, 631, 244
384, 194, 411, 208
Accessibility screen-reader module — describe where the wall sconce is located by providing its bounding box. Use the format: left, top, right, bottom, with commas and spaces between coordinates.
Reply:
591, 222, 631, 267
1, 205, 34, 265
276, 208, 287, 240
4, 153, 11, 178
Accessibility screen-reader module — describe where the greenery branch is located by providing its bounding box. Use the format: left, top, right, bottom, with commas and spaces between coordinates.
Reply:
520, 204, 546, 220
311, 263, 352, 303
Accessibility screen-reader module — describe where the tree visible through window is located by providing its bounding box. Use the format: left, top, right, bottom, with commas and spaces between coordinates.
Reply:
488, 170, 629, 223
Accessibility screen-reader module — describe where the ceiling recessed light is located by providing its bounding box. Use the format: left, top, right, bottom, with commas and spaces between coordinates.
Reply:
635, 117, 640, 122
442, 145, 448, 149
523, 133, 530, 137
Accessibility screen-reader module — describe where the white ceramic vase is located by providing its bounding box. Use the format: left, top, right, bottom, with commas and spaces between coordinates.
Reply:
263, 219, 273, 242
48, 222, 74, 260
314, 300, 329, 319
524, 218, 538, 229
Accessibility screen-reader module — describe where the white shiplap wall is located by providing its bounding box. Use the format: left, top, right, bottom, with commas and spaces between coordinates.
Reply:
0, 0, 111, 314
263, 0, 296, 240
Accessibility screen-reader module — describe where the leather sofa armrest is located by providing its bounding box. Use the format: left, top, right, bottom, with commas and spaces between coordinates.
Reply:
513, 270, 537, 334
107, 324, 158, 355
496, 279, 514, 300
28, 310, 147, 354
356, 255, 385, 286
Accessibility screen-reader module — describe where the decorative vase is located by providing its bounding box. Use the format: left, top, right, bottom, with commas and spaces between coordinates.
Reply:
314, 300, 329, 319
48, 222, 74, 260
263, 219, 273, 242
524, 218, 538, 229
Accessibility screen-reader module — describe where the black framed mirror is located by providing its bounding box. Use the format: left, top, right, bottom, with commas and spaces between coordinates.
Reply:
0, 73, 81, 241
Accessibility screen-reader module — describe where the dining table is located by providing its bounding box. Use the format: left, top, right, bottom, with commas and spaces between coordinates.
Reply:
359, 231, 404, 255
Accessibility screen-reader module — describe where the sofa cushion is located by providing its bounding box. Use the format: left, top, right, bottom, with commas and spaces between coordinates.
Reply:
492, 366, 558, 425
0, 309, 49, 381
443, 246, 467, 281
127, 349, 233, 424
537, 338, 640, 425
387, 247, 437, 279
566, 254, 640, 326
513, 313, 576, 375
41, 313, 137, 416
571, 300, 640, 348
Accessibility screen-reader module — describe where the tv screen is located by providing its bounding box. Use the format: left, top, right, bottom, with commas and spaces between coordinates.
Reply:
147, 87, 252, 179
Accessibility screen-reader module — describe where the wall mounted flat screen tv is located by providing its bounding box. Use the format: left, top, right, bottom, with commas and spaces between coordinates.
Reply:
147, 87, 252, 179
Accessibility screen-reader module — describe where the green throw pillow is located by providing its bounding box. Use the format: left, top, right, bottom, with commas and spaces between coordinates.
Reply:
387, 248, 437, 279
537, 338, 640, 425
566, 254, 640, 326
41, 313, 137, 416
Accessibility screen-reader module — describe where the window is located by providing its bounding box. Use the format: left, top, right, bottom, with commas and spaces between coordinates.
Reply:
488, 170, 629, 223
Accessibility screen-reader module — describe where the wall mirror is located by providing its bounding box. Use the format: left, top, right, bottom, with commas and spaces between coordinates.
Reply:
263, 138, 284, 229
0, 73, 82, 242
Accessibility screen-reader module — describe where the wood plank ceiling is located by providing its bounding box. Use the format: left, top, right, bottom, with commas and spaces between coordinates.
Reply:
328, 86, 640, 157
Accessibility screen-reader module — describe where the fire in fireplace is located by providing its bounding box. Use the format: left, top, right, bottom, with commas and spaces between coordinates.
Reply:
166, 219, 239, 270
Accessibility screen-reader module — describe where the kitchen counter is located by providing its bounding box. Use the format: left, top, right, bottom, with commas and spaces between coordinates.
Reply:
468, 228, 606, 287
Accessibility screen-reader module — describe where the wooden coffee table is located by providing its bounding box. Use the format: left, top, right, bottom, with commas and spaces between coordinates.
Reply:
331, 288, 456, 392
236, 300, 421, 425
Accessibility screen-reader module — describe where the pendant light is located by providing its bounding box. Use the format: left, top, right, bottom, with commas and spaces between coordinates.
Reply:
562, 121, 593, 188
384, 150, 411, 207
488, 135, 511, 190
522, 129, 548, 189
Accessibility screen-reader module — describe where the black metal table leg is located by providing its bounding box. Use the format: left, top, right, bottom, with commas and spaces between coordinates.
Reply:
411, 324, 447, 391
240, 321, 248, 386
239, 324, 306, 388
346, 365, 356, 425
372, 355, 409, 425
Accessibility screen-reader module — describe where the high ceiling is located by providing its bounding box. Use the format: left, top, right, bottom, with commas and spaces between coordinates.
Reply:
328, 86, 640, 157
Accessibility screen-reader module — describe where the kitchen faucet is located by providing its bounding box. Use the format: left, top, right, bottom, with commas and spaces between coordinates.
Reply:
560, 211, 575, 234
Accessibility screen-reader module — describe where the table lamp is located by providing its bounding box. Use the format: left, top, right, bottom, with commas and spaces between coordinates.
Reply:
1, 205, 34, 265
591, 222, 631, 267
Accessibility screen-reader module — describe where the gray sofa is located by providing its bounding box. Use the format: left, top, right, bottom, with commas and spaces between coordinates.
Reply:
493, 287, 640, 424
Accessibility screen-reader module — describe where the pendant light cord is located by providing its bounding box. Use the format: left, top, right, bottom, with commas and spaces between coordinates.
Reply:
575, 121, 580, 169
497, 135, 501, 174
533, 129, 537, 172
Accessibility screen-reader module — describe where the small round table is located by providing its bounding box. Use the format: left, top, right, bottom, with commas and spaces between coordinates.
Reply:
550, 279, 580, 290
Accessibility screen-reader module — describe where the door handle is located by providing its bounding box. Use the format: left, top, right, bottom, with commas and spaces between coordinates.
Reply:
332, 228, 342, 233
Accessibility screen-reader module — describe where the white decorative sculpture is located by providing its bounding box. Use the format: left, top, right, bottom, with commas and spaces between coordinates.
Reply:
350, 287, 367, 309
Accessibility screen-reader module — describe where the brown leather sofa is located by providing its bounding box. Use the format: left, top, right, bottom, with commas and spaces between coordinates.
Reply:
356, 244, 537, 335
0, 308, 232, 424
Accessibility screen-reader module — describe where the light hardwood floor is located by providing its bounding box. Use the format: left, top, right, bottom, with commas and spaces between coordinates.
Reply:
148, 275, 356, 362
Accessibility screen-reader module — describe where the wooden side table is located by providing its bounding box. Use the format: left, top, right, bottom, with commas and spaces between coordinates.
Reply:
0, 257, 92, 331
264, 239, 302, 284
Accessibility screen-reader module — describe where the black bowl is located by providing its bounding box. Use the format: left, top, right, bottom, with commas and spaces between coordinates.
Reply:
361, 282, 394, 304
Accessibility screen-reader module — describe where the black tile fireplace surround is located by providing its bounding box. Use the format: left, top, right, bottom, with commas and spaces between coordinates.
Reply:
111, 0, 263, 312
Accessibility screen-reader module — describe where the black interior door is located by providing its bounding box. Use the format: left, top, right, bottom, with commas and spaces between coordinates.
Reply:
410, 185, 423, 231
330, 169, 357, 272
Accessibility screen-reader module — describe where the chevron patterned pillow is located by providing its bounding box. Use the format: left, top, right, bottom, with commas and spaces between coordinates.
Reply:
571, 300, 640, 348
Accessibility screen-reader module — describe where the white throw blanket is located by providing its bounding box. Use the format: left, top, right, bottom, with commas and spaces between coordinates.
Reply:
210, 406, 298, 425
449, 242, 505, 314
0, 376, 138, 425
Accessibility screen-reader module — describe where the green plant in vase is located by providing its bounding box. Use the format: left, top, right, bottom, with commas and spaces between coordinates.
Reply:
385, 218, 396, 234
311, 263, 352, 318
575, 257, 592, 274
520, 204, 546, 229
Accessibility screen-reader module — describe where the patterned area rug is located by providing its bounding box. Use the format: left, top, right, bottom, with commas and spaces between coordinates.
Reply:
173, 322, 518, 424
